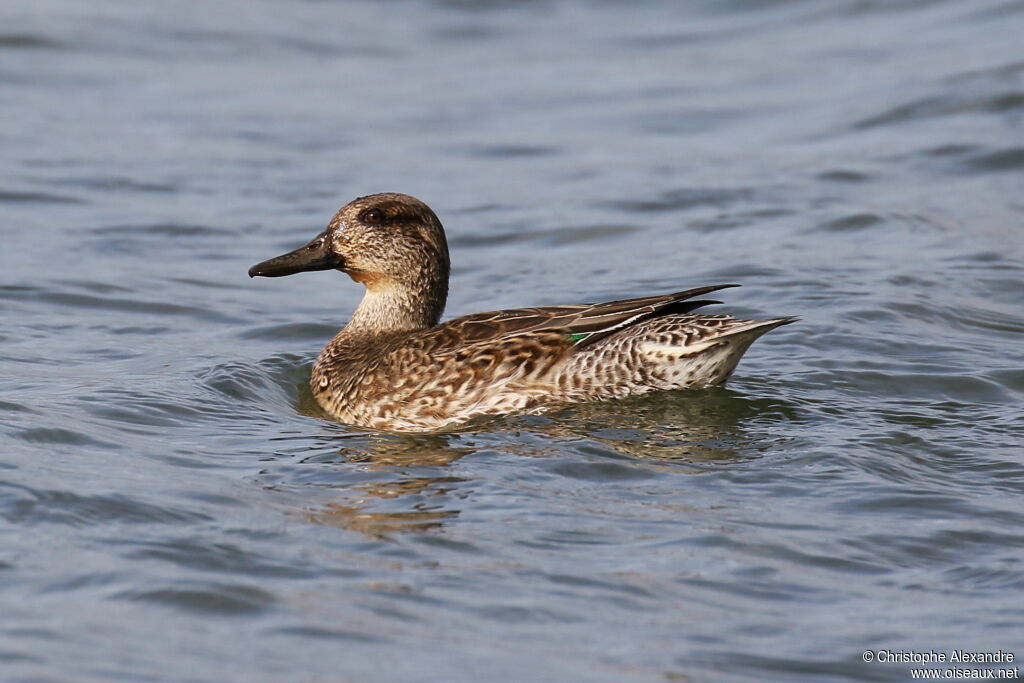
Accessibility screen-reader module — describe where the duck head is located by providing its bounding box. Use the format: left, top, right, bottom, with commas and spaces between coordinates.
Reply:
249, 193, 451, 330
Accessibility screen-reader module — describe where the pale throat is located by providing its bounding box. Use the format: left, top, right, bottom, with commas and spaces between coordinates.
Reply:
343, 271, 447, 335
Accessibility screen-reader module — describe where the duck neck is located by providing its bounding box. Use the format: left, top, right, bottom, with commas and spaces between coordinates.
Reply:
341, 269, 448, 339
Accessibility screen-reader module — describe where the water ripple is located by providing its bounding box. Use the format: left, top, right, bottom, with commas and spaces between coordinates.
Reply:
0, 485, 213, 527
115, 582, 276, 615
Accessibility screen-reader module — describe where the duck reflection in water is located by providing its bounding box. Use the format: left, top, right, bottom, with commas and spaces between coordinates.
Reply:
293, 387, 796, 537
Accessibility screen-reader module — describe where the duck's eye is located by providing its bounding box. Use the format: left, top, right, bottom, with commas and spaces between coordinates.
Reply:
361, 208, 385, 224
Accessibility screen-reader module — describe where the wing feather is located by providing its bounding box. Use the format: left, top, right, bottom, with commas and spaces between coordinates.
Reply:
426, 284, 740, 350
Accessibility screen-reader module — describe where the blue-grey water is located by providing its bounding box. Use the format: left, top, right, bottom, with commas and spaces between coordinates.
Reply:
2, 0, 1023, 681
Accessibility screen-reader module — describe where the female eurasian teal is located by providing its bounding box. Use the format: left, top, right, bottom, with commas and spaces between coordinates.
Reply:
249, 193, 794, 432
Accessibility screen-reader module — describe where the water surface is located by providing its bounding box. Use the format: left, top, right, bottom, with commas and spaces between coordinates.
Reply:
2, 0, 1023, 681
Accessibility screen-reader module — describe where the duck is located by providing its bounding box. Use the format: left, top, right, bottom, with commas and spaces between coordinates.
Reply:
248, 193, 795, 432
